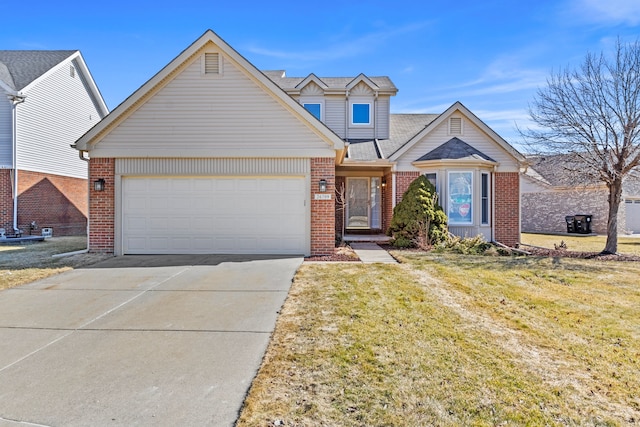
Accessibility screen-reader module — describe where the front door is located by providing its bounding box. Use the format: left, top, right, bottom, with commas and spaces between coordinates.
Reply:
346, 177, 381, 229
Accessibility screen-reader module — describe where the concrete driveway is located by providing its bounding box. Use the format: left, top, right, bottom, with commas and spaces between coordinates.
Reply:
0, 254, 302, 427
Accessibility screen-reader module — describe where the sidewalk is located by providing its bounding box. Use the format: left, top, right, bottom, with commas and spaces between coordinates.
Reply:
350, 242, 397, 264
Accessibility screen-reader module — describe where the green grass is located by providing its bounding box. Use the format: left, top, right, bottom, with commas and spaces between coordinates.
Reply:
238, 254, 640, 426
521, 232, 640, 255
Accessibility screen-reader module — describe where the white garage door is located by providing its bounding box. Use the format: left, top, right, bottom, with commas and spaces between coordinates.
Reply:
122, 177, 307, 254
625, 199, 640, 233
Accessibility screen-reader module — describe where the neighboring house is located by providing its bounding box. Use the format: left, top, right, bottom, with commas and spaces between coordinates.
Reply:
0, 50, 108, 237
73, 30, 524, 256
521, 154, 640, 235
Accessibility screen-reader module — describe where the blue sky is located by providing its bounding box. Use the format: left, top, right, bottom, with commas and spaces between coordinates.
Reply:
3, 0, 640, 149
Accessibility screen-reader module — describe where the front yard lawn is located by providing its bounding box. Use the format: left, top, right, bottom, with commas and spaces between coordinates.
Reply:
237, 252, 640, 426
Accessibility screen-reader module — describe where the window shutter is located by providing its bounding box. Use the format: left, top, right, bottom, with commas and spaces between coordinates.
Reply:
449, 117, 462, 135
204, 53, 220, 74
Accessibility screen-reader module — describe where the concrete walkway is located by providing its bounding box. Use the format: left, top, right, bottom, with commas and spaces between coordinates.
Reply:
0, 254, 302, 427
349, 242, 398, 263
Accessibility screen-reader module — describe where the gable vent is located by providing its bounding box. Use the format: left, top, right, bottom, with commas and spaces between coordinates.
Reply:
204, 53, 220, 74
449, 117, 462, 135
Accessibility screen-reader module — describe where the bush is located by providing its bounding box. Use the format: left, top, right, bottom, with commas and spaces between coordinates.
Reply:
434, 234, 494, 255
388, 176, 448, 249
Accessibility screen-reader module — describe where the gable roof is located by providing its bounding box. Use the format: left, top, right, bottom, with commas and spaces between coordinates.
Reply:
0, 50, 76, 91
388, 101, 525, 164
416, 137, 497, 162
74, 30, 345, 154
265, 71, 397, 95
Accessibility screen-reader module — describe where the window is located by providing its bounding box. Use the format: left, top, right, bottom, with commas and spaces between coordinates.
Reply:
448, 172, 472, 224
481, 173, 490, 225
351, 103, 371, 125
425, 173, 437, 188
303, 103, 322, 120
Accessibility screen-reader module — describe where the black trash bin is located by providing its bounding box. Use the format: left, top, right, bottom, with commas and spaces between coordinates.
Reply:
574, 214, 592, 234
565, 215, 576, 233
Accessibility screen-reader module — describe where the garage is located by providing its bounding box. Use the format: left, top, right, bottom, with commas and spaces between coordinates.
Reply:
122, 176, 308, 255
625, 199, 640, 233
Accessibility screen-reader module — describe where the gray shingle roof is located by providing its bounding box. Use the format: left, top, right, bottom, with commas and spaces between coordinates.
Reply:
0, 50, 76, 91
525, 154, 600, 186
347, 139, 379, 160
416, 137, 496, 162
380, 114, 439, 158
264, 71, 397, 92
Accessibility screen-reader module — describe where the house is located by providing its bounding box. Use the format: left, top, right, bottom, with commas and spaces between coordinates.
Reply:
521, 154, 640, 235
0, 50, 108, 237
73, 30, 524, 256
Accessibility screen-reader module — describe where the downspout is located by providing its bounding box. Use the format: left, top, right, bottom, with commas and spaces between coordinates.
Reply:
374, 90, 378, 139
345, 89, 349, 141
73, 146, 90, 249
8, 94, 26, 234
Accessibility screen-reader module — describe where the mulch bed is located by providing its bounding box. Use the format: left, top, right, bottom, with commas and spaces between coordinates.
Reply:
304, 246, 361, 262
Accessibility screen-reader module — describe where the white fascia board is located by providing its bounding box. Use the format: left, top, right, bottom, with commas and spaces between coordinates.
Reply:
72, 52, 109, 117
87, 147, 338, 159
76, 29, 344, 152
411, 158, 499, 169
346, 73, 380, 91
21, 51, 77, 94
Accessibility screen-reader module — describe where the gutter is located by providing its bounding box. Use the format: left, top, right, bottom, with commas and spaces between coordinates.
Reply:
8, 93, 26, 234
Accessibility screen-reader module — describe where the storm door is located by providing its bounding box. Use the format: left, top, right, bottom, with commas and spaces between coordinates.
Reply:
346, 177, 381, 229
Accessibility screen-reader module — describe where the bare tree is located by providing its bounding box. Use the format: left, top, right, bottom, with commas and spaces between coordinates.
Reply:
524, 38, 640, 254
335, 181, 346, 244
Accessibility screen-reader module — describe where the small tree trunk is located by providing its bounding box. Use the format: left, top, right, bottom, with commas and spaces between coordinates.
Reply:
603, 178, 623, 254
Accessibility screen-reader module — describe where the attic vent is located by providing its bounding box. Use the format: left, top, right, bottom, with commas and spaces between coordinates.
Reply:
70, 65, 75, 78
449, 117, 462, 135
204, 53, 220, 74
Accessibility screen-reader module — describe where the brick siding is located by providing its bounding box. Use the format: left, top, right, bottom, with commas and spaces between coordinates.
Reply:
88, 158, 115, 253
1, 169, 87, 236
311, 157, 335, 256
0, 170, 12, 232
494, 172, 520, 247
395, 171, 421, 206
522, 189, 611, 235
382, 171, 393, 232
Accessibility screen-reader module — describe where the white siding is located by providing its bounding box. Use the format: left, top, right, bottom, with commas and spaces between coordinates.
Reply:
325, 97, 346, 139
375, 96, 390, 139
15, 59, 102, 178
396, 113, 520, 172
0, 93, 11, 167
93, 52, 335, 159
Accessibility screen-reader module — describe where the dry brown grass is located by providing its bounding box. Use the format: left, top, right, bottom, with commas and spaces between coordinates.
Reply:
0, 236, 110, 290
521, 232, 640, 256
238, 253, 640, 426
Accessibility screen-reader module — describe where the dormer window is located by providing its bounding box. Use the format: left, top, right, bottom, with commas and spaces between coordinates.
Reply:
351, 103, 371, 125
303, 103, 322, 120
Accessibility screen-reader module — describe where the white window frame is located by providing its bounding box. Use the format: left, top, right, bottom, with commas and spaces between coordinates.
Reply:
303, 102, 323, 121
481, 172, 490, 225
447, 171, 473, 225
350, 101, 373, 126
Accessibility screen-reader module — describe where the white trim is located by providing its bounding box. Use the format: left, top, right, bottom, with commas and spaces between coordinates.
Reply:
350, 101, 373, 127
481, 172, 490, 225
447, 171, 474, 225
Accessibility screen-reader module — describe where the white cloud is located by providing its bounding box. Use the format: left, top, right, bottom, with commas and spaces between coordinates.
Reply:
244, 22, 429, 63
568, 0, 640, 26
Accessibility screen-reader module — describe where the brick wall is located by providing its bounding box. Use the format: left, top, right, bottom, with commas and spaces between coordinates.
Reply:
522, 188, 610, 234
395, 171, 421, 206
311, 157, 335, 256
17, 170, 88, 236
494, 172, 520, 247
0, 170, 12, 232
88, 158, 115, 253
0, 170, 87, 236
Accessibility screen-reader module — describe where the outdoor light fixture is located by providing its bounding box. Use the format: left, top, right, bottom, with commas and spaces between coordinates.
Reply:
94, 178, 105, 192
319, 179, 328, 192
381, 179, 387, 188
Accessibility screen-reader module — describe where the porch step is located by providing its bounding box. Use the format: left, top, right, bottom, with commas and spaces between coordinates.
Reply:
343, 234, 390, 243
